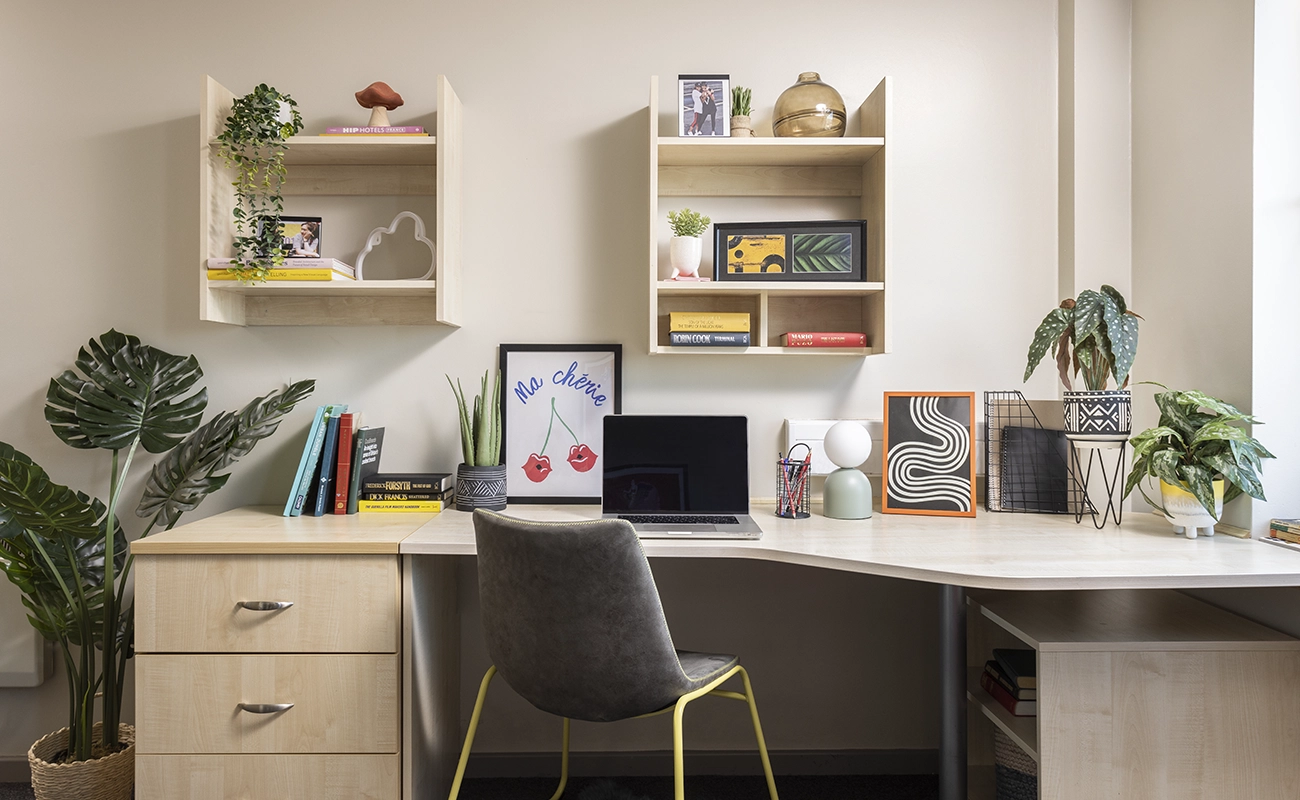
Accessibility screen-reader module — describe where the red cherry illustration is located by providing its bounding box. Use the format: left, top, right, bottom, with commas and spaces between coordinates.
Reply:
523, 453, 552, 482
567, 444, 598, 472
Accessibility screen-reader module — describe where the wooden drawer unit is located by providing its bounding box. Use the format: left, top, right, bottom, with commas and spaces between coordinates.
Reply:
135, 554, 399, 653
136, 754, 400, 799
136, 654, 399, 754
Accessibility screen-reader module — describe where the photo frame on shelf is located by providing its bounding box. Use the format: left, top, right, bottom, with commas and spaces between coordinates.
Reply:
678, 74, 730, 137
275, 215, 323, 258
714, 220, 866, 282
882, 392, 977, 517
499, 344, 623, 503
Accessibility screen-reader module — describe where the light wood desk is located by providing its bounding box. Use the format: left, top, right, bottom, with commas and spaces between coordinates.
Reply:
134, 505, 1300, 800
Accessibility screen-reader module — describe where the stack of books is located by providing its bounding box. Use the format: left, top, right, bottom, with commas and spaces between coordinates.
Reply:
320, 126, 430, 136
780, 331, 868, 348
1268, 519, 1300, 544
358, 473, 454, 513
207, 258, 356, 282
668, 312, 751, 347
980, 648, 1036, 717
283, 405, 402, 516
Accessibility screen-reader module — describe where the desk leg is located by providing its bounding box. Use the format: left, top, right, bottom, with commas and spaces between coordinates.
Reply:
939, 584, 967, 800
404, 554, 461, 800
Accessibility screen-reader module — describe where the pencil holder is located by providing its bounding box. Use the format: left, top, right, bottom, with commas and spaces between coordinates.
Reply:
776, 444, 812, 519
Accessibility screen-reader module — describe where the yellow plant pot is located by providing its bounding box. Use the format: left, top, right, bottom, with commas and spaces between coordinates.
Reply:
1159, 478, 1224, 540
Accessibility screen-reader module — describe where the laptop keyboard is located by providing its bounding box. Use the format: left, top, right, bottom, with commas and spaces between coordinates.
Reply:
619, 514, 740, 525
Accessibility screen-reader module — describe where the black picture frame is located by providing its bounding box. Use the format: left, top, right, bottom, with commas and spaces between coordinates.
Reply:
499, 344, 623, 504
881, 392, 977, 518
277, 215, 324, 259
678, 74, 730, 137
714, 220, 867, 282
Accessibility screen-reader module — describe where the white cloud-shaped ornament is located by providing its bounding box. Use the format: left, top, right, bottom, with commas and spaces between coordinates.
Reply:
354, 211, 435, 281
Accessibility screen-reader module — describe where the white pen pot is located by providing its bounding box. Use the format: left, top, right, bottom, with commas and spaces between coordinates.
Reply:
669, 236, 702, 278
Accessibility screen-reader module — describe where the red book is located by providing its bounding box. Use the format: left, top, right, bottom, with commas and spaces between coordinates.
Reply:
333, 413, 356, 514
980, 668, 1037, 716
781, 331, 868, 348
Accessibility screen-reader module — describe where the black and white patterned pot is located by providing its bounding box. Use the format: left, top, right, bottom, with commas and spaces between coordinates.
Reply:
1063, 390, 1132, 445
455, 464, 507, 512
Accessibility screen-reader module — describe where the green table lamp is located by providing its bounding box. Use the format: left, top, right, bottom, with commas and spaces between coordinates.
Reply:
823, 421, 873, 519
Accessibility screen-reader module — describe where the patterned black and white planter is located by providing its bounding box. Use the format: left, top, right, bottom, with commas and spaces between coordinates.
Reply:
455, 463, 507, 512
1063, 390, 1132, 447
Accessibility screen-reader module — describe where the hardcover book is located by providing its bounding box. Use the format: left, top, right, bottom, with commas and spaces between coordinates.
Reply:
206, 269, 354, 282
290, 404, 346, 517
669, 332, 750, 347
310, 415, 342, 516
361, 488, 455, 503
322, 126, 427, 134
360, 473, 453, 494
346, 427, 385, 514
980, 668, 1037, 716
333, 413, 356, 514
357, 500, 442, 513
283, 405, 327, 516
992, 648, 1037, 690
984, 660, 1036, 701
207, 258, 355, 278
668, 312, 751, 333
780, 332, 867, 347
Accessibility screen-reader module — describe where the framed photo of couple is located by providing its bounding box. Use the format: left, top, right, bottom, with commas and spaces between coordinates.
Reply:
678, 74, 729, 137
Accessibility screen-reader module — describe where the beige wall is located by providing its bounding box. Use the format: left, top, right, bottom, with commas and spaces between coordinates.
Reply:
0, 0, 1060, 764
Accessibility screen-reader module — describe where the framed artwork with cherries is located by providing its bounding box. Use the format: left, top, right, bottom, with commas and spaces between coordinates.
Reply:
499, 343, 623, 503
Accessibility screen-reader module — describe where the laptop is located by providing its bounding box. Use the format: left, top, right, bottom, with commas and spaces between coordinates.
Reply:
602, 415, 763, 539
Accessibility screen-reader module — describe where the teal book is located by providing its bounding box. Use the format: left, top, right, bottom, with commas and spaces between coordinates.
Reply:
289, 403, 347, 517
283, 405, 327, 516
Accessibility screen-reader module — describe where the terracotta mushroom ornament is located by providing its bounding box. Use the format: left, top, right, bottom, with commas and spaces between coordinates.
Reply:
356, 82, 404, 127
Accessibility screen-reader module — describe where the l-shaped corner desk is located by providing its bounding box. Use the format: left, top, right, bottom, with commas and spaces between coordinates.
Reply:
130, 504, 1300, 800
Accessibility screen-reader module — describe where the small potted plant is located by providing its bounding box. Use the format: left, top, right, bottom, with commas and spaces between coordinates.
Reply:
1124, 385, 1274, 539
447, 369, 506, 511
0, 330, 312, 800
1024, 285, 1141, 445
667, 208, 711, 279
215, 83, 305, 283
730, 86, 754, 138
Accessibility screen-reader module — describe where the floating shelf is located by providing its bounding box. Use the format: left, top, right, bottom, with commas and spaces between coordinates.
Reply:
651, 346, 873, 357
656, 281, 884, 297
657, 137, 884, 167
206, 279, 437, 297
967, 667, 1039, 762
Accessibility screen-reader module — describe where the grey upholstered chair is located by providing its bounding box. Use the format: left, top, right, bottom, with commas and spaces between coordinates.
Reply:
448, 510, 779, 800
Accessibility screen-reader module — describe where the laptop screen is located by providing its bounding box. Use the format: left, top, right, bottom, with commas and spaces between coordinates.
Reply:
602, 415, 749, 514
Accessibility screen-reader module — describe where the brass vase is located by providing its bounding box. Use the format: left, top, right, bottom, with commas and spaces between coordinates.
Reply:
773, 72, 846, 138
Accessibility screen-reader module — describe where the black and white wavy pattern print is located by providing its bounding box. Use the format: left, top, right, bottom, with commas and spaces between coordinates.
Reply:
888, 396, 972, 512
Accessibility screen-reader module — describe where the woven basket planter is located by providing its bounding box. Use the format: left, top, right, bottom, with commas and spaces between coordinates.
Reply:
993, 729, 1037, 800
28, 723, 135, 800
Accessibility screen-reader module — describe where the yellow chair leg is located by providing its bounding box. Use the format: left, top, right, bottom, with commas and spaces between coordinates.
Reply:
448, 665, 497, 800
737, 666, 779, 800
672, 696, 689, 800
547, 717, 571, 800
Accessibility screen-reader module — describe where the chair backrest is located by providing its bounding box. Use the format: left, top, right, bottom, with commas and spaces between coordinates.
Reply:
472, 510, 688, 722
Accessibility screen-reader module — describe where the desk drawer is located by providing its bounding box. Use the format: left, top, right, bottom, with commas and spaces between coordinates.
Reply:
136, 754, 399, 799
135, 654, 398, 754
135, 554, 398, 653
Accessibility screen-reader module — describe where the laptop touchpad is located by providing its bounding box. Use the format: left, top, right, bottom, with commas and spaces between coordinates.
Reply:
641, 523, 717, 532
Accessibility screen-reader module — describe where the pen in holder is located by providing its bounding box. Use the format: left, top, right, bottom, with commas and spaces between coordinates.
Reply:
776, 443, 812, 519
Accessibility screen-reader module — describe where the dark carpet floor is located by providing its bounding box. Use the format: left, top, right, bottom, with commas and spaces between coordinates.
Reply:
1, 775, 937, 799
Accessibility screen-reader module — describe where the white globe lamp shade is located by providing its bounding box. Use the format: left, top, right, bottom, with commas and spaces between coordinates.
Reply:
824, 421, 872, 469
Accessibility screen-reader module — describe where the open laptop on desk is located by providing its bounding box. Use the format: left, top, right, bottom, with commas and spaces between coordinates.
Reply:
602, 415, 763, 539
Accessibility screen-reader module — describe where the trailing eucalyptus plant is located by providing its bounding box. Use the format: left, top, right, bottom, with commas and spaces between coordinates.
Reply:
447, 370, 501, 467
1124, 384, 1274, 520
667, 208, 711, 238
1024, 285, 1141, 391
731, 86, 752, 117
215, 84, 304, 283
0, 330, 313, 761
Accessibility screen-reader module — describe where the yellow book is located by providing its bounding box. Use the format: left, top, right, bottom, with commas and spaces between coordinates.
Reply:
669, 312, 751, 333
207, 269, 354, 282
357, 500, 442, 513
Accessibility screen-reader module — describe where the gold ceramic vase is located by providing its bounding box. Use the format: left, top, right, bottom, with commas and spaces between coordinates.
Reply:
773, 72, 846, 137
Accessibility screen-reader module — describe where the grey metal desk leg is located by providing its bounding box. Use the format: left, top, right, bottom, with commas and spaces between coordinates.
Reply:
939, 584, 967, 800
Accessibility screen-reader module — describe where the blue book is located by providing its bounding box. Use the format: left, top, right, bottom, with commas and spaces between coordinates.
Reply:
310, 415, 343, 516
283, 405, 327, 516
289, 403, 347, 517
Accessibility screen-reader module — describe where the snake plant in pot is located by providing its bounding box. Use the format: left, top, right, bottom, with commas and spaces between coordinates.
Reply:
1024, 285, 1141, 445
0, 330, 313, 800
1124, 385, 1274, 539
448, 369, 505, 511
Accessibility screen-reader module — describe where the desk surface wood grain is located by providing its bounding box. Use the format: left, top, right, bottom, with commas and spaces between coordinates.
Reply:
130, 506, 436, 555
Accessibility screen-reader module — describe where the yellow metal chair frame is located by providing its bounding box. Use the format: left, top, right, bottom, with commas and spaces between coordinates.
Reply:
447, 663, 779, 800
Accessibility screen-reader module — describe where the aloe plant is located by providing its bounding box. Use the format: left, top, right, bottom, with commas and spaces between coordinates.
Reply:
1124, 384, 1274, 520
1024, 285, 1141, 391
0, 330, 312, 760
448, 370, 501, 466
731, 86, 752, 117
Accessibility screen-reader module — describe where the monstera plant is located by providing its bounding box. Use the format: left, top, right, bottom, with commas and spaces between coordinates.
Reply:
0, 330, 312, 779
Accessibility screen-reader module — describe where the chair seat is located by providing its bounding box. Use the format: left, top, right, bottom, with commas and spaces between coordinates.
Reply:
676, 650, 738, 687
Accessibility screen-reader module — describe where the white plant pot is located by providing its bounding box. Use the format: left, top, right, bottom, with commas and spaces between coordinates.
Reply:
1160, 478, 1224, 539
669, 236, 702, 278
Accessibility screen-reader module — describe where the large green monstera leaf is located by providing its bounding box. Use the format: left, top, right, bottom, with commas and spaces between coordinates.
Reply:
45, 330, 208, 454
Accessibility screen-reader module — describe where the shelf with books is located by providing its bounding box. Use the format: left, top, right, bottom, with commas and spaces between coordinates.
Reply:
200, 75, 462, 327
966, 667, 1038, 762
646, 75, 890, 357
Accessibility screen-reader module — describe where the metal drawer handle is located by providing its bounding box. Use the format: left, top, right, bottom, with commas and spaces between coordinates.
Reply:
237, 703, 294, 714
237, 601, 294, 612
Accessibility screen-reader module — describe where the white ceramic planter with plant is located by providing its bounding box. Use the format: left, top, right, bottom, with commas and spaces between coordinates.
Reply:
1024, 285, 1142, 447
730, 85, 754, 138
1125, 385, 1274, 539
667, 208, 710, 279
